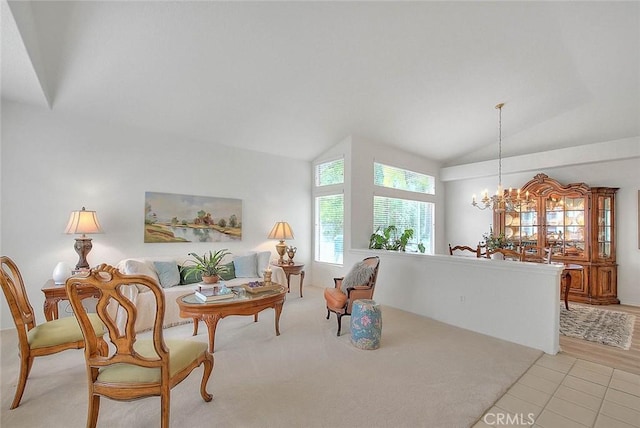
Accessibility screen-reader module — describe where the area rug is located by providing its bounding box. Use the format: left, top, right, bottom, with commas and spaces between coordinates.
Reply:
560, 305, 635, 350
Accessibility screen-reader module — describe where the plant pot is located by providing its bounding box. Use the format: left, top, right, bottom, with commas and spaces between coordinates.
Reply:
491, 253, 504, 260
201, 275, 220, 284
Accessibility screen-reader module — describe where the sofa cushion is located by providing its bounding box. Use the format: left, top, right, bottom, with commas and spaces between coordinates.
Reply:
219, 261, 236, 281
153, 261, 180, 288
234, 253, 258, 277
324, 287, 348, 312
257, 251, 271, 275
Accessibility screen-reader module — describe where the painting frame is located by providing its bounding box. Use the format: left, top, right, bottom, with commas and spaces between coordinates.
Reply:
144, 191, 242, 243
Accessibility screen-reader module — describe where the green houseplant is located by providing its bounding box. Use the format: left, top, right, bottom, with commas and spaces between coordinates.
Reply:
369, 225, 425, 253
482, 227, 507, 251
181, 249, 231, 284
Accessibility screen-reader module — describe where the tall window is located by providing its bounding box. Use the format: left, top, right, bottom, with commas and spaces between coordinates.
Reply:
314, 158, 344, 264
373, 162, 435, 254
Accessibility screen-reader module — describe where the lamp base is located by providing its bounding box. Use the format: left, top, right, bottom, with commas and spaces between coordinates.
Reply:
74, 237, 93, 270
275, 240, 286, 265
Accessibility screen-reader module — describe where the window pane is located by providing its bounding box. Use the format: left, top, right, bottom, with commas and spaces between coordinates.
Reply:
373, 196, 434, 254
315, 158, 344, 186
315, 194, 344, 263
374, 162, 435, 194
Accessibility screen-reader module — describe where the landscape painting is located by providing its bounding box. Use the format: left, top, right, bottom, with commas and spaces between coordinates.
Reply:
144, 192, 242, 243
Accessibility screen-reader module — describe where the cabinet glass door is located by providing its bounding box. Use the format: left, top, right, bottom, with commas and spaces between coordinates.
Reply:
545, 195, 585, 258
504, 199, 538, 248
597, 196, 613, 258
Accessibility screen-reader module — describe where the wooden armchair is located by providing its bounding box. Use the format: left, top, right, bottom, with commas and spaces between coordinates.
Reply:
65, 264, 213, 428
0, 256, 108, 409
324, 256, 380, 336
448, 244, 480, 257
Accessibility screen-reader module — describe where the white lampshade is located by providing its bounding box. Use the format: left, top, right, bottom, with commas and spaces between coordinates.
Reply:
267, 222, 294, 241
64, 207, 103, 236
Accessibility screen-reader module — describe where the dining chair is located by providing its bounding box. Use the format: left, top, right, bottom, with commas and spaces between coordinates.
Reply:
486, 248, 524, 261
324, 256, 380, 336
66, 264, 214, 428
0, 256, 108, 409
448, 244, 480, 257
522, 246, 552, 264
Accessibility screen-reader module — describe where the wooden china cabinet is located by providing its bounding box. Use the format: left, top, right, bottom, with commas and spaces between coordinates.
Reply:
494, 173, 619, 305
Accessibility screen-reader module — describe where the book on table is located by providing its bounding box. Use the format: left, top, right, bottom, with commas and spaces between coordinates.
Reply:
194, 287, 234, 302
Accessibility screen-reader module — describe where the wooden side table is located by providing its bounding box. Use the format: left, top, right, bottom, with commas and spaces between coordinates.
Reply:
41, 279, 100, 321
274, 262, 305, 297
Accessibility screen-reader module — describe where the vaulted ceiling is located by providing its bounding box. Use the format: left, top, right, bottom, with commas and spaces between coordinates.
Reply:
2, 1, 638, 165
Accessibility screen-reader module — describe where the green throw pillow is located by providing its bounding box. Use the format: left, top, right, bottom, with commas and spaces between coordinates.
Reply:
179, 266, 202, 285
219, 262, 236, 281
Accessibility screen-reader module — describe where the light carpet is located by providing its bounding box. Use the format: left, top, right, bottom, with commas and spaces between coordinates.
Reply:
1, 285, 541, 428
560, 304, 635, 350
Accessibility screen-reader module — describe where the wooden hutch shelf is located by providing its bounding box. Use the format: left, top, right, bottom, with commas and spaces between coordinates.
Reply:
494, 173, 619, 305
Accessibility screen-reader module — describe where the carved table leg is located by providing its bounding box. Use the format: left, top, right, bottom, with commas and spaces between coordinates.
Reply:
43, 298, 60, 321
562, 271, 572, 311
203, 313, 222, 353
299, 271, 305, 298
192, 318, 199, 336
285, 273, 291, 293
274, 301, 283, 336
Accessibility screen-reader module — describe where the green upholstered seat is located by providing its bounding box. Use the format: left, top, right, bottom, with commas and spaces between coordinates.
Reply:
27, 313, 105, 349
97, 339, 209, 383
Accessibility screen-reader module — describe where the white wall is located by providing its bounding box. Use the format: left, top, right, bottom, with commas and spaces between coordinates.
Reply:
0, 100, 311, 329
349, 135, 445, 252
443, 139, 640, 306
356, 249, 562, 354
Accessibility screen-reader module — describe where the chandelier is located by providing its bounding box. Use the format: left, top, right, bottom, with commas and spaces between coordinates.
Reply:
471, 103, 531, 212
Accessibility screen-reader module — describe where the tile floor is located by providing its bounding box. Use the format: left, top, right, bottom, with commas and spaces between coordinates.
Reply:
474, 353, 640, 428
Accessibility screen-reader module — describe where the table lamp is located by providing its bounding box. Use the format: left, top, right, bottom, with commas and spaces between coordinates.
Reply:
267, 221, 294, 264
65, 207, 103, 270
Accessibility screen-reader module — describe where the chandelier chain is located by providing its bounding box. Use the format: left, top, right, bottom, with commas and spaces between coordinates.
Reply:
497, 102, 503, 189
472, 102, 532, 212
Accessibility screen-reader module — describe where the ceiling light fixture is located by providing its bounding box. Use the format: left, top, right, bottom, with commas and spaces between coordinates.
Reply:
471, 103, 530, 212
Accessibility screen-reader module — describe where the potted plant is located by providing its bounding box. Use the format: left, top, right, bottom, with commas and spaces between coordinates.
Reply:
482, 227, 509, 259
369, 225, 425, 253
181, 249, 231, 284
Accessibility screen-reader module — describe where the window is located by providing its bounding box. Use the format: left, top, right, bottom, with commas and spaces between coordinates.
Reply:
373, 196, 434, 254
316, 158, 344, 186
314, 158, 344, 264
315, 194, 344, 264
373, 162, 435, 254
374, 162, 434, 194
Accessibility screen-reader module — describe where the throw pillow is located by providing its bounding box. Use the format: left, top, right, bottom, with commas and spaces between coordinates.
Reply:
120, 259, 160, 292
234, 253, 258, 278
341, 261, 375, 293
219, 261, 236, 281
121, 259, 160, 283
179, 266, 202, 285
257, 251, 271, 274
153, 261, 180, 288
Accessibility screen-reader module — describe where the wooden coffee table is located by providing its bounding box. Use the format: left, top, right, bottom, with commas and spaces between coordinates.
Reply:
177, 285, 286, 353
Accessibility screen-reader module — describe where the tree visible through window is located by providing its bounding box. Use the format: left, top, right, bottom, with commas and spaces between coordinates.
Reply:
374, 162, 435, 194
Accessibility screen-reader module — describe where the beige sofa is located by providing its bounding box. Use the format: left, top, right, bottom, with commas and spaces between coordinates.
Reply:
115, 251, 286, 332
